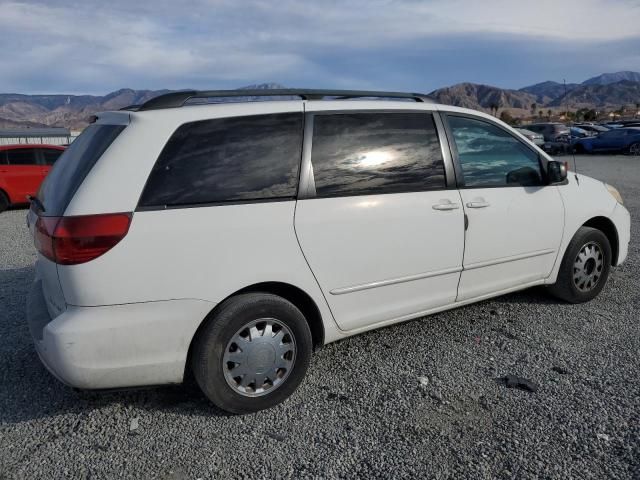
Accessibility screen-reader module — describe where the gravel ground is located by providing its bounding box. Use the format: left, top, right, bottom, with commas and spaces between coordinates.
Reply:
0, 155, 638, 479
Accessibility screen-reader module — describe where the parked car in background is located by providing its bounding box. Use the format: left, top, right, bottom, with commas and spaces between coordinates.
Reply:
0, 144, 65, 213
514, 127, 545, 146
570, 127, 590, 138
575, 124, 609, 135
602, 121, 640, 128
574, 127, 640, 155
525, 123, 570, 141
524, 123, 572, 155
25, 88, 630, 414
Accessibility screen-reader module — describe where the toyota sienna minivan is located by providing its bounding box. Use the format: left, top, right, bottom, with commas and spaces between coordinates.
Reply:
26, 89, 630, 413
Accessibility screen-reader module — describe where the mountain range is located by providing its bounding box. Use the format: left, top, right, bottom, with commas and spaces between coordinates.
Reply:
428, 71, 640, 113
1, 73, 639, 129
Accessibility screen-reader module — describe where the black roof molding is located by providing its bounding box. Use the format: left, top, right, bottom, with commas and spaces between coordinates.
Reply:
130, 89, 434, 111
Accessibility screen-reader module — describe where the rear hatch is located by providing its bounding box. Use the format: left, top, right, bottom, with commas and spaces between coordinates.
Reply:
28, 120, 128, 318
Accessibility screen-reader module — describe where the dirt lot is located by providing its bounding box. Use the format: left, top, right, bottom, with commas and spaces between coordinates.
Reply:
0, 155, 638, 479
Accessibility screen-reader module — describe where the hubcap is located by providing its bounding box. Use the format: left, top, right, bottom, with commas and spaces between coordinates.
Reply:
222, 318, 296, 397
573, 242, 604, 292
630, 143, 640, 156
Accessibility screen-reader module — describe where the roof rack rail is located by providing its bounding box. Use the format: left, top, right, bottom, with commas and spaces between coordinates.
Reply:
120, 104, 142, 111
134, 89, 434, 111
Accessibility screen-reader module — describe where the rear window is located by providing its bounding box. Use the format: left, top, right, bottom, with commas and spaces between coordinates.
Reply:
38, 124, 125, 216
139, 112, 303, 208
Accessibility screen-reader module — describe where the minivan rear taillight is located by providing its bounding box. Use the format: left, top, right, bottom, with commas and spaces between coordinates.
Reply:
35, 213, 132, 265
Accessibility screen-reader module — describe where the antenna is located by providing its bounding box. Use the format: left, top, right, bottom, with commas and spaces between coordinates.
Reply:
563, 78, 579, 178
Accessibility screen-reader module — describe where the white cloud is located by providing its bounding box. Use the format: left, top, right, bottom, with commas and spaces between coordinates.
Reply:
0, 0, 638, 93
194, 0, 640, 44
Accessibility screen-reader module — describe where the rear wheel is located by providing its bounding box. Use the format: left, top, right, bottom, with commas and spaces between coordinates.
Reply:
192, 293, 312, 414
548, 227, 611, 303
0, 191, 9, 213
628, 142, 640, 156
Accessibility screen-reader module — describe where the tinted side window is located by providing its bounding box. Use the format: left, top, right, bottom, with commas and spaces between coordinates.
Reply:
38, 124, 126, 216
6, 148, 37, 165
140, 113, 303, 207
41, 149, 63, 165
311, 113, 445, 198
448, 115, 543, 187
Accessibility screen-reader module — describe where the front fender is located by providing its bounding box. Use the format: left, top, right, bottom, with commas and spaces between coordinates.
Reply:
546, 173, 619, 284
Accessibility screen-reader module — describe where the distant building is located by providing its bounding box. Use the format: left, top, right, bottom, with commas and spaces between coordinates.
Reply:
0, 127, 75, 146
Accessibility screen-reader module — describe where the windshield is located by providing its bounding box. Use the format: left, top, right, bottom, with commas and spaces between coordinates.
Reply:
37, 124, 125, 216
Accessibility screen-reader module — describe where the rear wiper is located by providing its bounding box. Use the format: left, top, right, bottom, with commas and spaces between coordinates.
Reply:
27, 195, 45, 213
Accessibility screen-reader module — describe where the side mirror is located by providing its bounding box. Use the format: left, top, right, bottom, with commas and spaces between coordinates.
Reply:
547, 160, 567, 184
506, 166, 541, 186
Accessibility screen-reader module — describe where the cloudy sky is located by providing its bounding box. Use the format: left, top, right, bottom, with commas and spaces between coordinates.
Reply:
1, 0, 639, 95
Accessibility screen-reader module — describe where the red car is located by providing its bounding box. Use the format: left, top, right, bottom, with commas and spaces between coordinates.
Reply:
0, 144, 65, 212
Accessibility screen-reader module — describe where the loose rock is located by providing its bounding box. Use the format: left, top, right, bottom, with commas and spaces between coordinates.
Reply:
499, 375, 539, 393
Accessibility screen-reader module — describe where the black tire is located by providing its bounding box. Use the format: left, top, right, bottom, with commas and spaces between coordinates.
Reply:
192, 293, 312, 414
0, 191, 9, 213
547, 227, 612, 303
575, 144, 585, 154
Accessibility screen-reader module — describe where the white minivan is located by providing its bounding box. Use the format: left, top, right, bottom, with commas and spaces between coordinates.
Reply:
26, 89, 630, 413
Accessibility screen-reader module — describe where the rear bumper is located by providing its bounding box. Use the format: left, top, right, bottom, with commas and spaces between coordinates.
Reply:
612, 203, 631, 266
27, 279, 214, 389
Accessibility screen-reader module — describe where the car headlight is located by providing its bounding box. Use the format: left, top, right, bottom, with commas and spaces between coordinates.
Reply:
605, 183, 624, 205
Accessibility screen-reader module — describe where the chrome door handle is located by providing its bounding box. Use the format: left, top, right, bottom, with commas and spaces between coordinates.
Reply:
466, 201, 490, 208
432, 202, 460, 211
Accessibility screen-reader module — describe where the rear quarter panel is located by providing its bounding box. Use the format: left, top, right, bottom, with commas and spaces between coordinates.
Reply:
57, 201, 343, 342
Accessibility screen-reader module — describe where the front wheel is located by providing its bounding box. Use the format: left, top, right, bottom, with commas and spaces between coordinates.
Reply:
547, 227, 612, 303
628, 142, 640, 156
192, 293, 313, 414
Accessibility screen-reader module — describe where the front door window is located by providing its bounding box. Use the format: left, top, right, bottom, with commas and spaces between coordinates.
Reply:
448, 116, 543, 188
